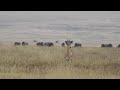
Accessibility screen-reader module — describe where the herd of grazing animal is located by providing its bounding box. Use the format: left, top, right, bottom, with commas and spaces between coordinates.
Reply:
14, 40, 120, 48
13, 40, 120, 62
74, 43, 82, 47
14, 42, 29, 46
101, 44, 113, 47
36, 42, 54, 47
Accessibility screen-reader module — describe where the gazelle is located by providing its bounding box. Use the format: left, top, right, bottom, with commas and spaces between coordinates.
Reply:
64, 39, 73, 61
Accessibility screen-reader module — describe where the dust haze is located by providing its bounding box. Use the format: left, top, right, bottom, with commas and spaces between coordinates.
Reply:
0, 11, 120, 46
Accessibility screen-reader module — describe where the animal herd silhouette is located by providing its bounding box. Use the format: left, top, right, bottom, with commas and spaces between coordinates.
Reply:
14, 40, 120, 48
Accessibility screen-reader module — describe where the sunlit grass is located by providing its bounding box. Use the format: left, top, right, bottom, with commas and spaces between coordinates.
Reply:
0, 45, 120, 79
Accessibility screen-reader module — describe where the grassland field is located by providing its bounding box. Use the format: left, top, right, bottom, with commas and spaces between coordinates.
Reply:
0, 44, 120, 79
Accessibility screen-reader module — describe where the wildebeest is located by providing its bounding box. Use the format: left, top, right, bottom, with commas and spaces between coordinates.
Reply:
117, 44, 120, 48
44, 42, 49, 46
49, 42, 54, 47
14, 42, 21, 45
55, 41, 59, 43
74, 43, 82, 47
101, 44, 113, 47
62, 43, 65, 47
33, 40, 37, 42
22, 42, 29, 46
44, 42, 54, 47
36, 42, 44, 46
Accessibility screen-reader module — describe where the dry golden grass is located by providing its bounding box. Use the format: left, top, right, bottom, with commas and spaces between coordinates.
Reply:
0, 44, 120, 79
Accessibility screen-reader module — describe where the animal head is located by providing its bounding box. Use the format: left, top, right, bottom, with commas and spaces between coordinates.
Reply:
65, 39, 73, 46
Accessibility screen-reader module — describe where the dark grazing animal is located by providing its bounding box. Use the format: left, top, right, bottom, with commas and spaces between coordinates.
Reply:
62, 43, 65, 47
117, 44, 120, 48
101, 44, 113, 47
74, 43, 82, 47
22, 42, 29, 46
36, 42, 44, 46
44, 42, 49, 46
33, 40, 37, 42
44, 42, 54, 47
14, 42, 21, 45
48, 42, 54, 47
55, 41, 59, 43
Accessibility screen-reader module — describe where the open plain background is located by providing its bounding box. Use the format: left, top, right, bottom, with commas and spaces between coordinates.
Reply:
0, 11, 120, 79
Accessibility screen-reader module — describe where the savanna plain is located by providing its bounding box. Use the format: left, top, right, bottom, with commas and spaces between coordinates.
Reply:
0, 44, 120, 79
